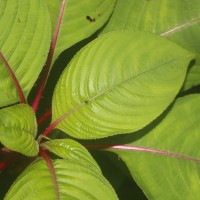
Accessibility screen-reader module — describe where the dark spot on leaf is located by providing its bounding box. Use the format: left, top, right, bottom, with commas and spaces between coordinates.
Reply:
84, 100, 89, 104
18, 18, 20, 23
86, 16, 96, 23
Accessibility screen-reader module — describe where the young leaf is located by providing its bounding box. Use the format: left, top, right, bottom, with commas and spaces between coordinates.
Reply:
52, 31, 194, 139
0, 0, 51, 107
0, 104, 38, 156
45, 0, 116, 64
5, 158, 118, 200
100, 0, 200, 91
109, 94, 200, 199
42, 139, 101, 172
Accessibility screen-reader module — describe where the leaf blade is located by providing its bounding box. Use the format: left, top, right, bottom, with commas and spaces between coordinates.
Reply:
52, 31, 194, 139
0, 104, 39, 156
109, 94, 200, 199
46, 0, 116, 63
42, 139, 101, 173
100, 0, 200, 91
0, 0, 51, 107
5, 158, 118, 200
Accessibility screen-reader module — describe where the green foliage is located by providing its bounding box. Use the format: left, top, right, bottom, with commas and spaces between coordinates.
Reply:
100, 0, 200, 91
0, 0, 200, 199
5, 158, 118, 200
45, 0, 116, 64
109, 94, 200, 199
42, 139, 101, 172
0, 104, 38, 156
0, 0, 51, 107
52, 31, 193, 139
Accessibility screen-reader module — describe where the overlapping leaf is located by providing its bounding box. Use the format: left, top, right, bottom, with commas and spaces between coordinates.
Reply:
42, 139, 101, 172
52, 31, 194, 139
5, 157, 118, 200
0, 104, 38, 156
110, 94, 200, 199
0, 0, 51, 107
46, 0, 116, 64
100, 0, 200, 90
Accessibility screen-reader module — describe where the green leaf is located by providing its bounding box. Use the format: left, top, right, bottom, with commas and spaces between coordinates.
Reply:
100, 0, 200, 91
183, 61, 200, 91
0, 0, 51, 107
0, 104, 38, 156
42, 139, 101, 172
46, 0, 116, 63
5, 158, 118, 200
52, 31, 194, 139
110, 94, 200, 199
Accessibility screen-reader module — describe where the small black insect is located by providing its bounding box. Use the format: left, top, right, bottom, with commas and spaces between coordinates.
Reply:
86, 16, 96, 22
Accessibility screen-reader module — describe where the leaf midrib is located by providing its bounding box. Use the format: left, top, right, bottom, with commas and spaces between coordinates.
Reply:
160, 17, 200, 36
0, 122, 35, 137
56, 53, 190, 121
110, 145, 200, 163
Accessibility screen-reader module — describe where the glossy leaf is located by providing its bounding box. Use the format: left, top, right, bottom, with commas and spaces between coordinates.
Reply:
0, 0, 51, 107
110, 94, 200, 199
5, 158, 118, 200
52, 31, 194, 139
100, 0, 200, 90
46, 0, 116, 63
42, 139, 101, 172
0, 104, 38, 156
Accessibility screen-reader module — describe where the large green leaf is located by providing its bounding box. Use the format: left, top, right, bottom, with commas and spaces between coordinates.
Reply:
0, 0, 51, 107
109, 94, 200, 199
52, 31, 194, 139
100, 0, 200, 91
46, 0, 116, 63
5, 158, 118, 200
0, 104, 38, 156
42, 139, 101, 172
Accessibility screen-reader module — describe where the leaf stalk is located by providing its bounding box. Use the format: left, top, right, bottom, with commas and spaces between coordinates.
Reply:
0, 51, 26, 104
32, 0, 67, 112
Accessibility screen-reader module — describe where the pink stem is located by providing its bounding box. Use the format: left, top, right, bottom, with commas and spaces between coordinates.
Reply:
37, 109, 52, 125
39, 113, 67, 143
0, 51, 26, 104
0, 147, 11, 153
32, 0, 67, 112
85, 144, 200, 163
39, 103, 84, 143
40, 150, 60, 200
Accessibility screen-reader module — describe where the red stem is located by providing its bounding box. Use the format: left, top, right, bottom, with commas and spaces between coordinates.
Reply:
32, 0, 67, 112
37, 109, 52, 125
39, 103, 84, 144
0, 51, 26, 104
38, 113, 67, 144
0, 159, 10, 171
40, 150, 60, 200
85, 144, 200, 163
